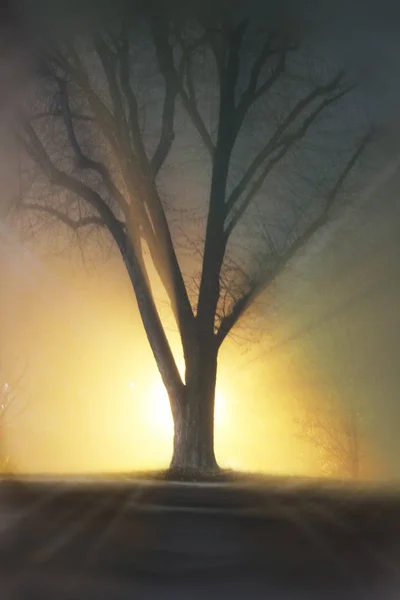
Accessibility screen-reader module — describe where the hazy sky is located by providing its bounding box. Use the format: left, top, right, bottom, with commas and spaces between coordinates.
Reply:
1, 0, 400, 479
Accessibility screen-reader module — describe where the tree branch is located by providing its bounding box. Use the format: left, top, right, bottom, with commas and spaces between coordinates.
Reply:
20, 203, 105, 230
196, 21, 248, 331
151, 22, 215, 158
29, 110, 93, 122
19, 117, 185, 403
56, 76, 130, 216
107, 22, 198, 358
149, 21, 179, 178
216, 131, 372, 345
19, 117, 125, 235
51, 46, 118, 141
44, 51, 160, 288
45, 47, 132, 201
241, 37, 274, 100
241, 51, 288, 115
92, 34, 133, 157
226, 71, 347, 217
117, 30, 149, 169
86, 34, 197, 357
225, 86, 350, 238
235, 38, 294, 131
53, 40, 197, 354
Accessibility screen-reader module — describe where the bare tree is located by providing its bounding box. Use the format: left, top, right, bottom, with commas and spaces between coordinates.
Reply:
0, 379, 13, 473
0, 362, 25, 474
296, 397, 364, 479
11, 1, 378, 471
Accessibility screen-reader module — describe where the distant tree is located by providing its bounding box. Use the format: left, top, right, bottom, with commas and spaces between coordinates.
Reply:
12, 0, 379, 471
0, 362, 25, 474
0, 378, 12, 472
296, 396, 364, 479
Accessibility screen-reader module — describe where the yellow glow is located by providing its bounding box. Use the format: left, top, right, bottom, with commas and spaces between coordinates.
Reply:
0, 237, 382, 481
145, 379, 173, 435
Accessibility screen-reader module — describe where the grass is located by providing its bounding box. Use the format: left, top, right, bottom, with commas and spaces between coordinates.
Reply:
105, 466, 239, 483
118, 467, 328, 485
150, 466, 237, 483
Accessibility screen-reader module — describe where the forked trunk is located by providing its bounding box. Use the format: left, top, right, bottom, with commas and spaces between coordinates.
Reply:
170, 347, 218, 472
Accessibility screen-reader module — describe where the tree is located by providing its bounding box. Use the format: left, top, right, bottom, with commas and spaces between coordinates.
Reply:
13, 1, 377, 471
0, 362, 25, 474
296, 398, 364, 480
0, 380, 13, 473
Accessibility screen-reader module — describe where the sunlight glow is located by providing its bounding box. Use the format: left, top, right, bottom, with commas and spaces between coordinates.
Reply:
0, 235, 378, 479
147, 380, 173, 434
144, 380, 228, 438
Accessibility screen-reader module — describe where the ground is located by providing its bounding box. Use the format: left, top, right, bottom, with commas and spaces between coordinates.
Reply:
0, 474, 399, 598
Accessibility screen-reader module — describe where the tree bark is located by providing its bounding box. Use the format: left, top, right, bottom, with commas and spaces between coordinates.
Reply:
170, 343, 219, 471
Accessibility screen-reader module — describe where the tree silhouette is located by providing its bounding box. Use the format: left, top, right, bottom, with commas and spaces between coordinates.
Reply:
13, 1, 377, 471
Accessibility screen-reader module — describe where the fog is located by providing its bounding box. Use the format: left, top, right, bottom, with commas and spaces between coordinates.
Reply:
1, 0, 400, 480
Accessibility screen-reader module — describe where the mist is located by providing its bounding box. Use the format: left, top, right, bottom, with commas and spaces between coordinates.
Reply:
1, 0, 400, 481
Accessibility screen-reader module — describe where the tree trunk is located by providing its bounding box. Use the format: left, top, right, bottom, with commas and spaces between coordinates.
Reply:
170, 345, 218, 472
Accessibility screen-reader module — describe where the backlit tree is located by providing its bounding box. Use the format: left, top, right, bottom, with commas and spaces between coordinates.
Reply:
14, 1, 377, 471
